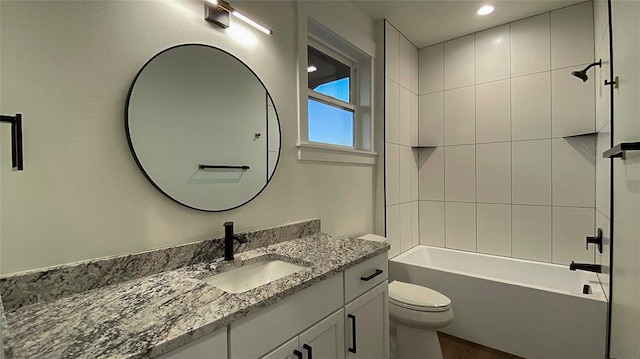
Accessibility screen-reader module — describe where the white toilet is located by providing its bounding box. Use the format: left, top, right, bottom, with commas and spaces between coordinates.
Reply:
388, 280, 453, 359
358, 234, 454, 359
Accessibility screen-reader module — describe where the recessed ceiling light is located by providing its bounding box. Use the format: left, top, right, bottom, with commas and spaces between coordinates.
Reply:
476, 4, 495, 16
307, 65, 317, 73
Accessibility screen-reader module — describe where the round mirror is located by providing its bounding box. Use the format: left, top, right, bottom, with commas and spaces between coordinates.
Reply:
126, 44, 281, 212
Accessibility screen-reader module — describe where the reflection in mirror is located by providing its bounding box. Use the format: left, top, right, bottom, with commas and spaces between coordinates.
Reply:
126, 44, 280, 212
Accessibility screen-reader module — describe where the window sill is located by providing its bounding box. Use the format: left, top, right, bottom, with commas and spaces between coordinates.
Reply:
297, 142, 377, 165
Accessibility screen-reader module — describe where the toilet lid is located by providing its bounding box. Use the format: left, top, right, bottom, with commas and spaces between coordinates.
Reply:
389, 281, 451, 311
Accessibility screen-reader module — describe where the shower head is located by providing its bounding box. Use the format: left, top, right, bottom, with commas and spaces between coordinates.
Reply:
571, 69, 589, 82
571, 60, 602, 82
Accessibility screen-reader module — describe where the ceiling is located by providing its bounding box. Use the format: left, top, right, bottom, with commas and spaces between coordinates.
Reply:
352, 0, 584, 48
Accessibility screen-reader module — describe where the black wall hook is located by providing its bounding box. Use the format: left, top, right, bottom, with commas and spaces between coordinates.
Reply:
604, 76, 619, 88
0, 114, 23, 171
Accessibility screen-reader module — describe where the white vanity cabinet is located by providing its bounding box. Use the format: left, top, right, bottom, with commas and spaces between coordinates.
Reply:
345, 282, 389, 359
158, 327, 227, 359
343, 254, 389, 359
231, 274, 344, 358
262, 309, 345, 359
157, 253, 389, 359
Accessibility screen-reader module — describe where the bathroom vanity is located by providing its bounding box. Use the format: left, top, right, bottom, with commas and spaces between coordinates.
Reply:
165, 253, 388, 359
0, 220, 389, 359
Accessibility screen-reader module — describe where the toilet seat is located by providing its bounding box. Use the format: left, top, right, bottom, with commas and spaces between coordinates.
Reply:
389, 281, 451, 312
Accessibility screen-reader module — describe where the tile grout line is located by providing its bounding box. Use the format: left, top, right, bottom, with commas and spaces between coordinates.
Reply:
549, 16, 554, 264
509, 22, 514, 258
474, 32, 478, 253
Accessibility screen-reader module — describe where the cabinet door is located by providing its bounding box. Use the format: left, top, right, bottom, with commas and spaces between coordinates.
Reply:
345, 281, 389, 359
261, 336, 300, 359
159, 327, 227, 359
299, 309, 345, 359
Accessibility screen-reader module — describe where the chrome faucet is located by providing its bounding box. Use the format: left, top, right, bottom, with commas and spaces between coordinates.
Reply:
569, 261, 602, 273
224, 221, 247, 261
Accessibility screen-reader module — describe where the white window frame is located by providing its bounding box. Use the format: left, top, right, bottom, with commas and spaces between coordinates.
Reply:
297, 12, 376, 165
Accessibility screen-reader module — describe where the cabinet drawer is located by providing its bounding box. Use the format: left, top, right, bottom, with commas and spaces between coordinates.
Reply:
159, 327, 227, 359
344, 254, 388, 303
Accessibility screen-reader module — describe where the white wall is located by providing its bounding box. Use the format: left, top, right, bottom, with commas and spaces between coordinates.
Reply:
609, 0, 640, 357
414, 2, 598, 265
384, 22, 419, 257
0, 0, 377, 274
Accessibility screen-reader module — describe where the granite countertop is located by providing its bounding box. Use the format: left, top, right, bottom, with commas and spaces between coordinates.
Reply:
2, 233, 389, 359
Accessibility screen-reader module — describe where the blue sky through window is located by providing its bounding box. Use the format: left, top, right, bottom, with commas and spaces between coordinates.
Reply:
309, 78, 353, 146
314, 77, 350, 103
308, 99, 354, 147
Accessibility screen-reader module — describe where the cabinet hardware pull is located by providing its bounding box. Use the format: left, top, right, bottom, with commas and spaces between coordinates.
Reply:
303, 344, 312, 359
360, 269, 383, 281
293, 349, 303, 359
348, 314, 357, 353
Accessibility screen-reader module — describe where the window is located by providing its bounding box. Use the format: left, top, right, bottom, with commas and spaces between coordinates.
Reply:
297, 15, 376, 165
307, 42, 356, 147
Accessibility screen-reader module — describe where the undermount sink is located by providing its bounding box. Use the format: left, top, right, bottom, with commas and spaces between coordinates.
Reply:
203, 258, 307, 293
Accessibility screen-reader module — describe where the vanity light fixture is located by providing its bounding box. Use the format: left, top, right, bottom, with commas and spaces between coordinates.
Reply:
205, 0, 273, 35
476, 4, 495, 16
307, 65, 317, 73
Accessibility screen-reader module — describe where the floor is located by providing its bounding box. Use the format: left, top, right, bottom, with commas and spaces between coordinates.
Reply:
438, 332, 524, 359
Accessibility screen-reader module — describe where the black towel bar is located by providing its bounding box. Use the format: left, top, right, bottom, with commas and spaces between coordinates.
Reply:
0, 114, 23, 171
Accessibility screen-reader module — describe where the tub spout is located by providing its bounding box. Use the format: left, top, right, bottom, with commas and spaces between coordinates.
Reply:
569, 261, 602, 273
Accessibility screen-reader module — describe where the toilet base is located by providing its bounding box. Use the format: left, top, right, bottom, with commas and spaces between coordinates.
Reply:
393, 323, 443, 359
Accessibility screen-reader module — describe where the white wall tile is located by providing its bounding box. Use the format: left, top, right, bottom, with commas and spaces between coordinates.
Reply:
400, 202, 413, 252
419, 43, 444, 95
410, 93, 419, 147
477, 204, 512, 256
386, 79, 399, 144
511, 72, 551, 140
419, 147, 444, 200
596, 123, 611, 217
386, 204, 401, 257
411, 149, 419, 201
445, 145, 476, 202
475, 25, 510, 83
444, 34, 475, 90
399, 35, 413, 90
386, 143, 400, 205
552, 138, 596, 207
444, 86, 475, 145
550, 2, 595, 70
552, 207, 595, 265
512, 205, 552, 262
476, 80, 511, 143
445, 202, 476, 251
412, 201, 419, 247
411, 45, 419, 94
399, 87, 411, 146
595, 56, 611, 131
551, 66, 596, 137
511, 13, 551, 77
595, 209, 610, 298
399, 145, 413, 203
419, 92, 444, 146
512, 140, 552, 205
385, 23, 399, 83
419, 201, 445, 247
477, 142, 511, 204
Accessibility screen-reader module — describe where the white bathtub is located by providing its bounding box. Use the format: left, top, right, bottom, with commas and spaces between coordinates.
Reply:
389, 245, 607, 359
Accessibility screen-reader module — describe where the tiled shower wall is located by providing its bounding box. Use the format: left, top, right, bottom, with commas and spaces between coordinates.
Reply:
384, 22, 419, 258
386, 2, 600, 265
593, 0, 611, 297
